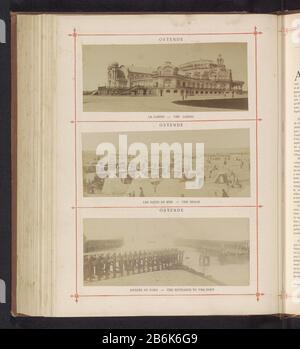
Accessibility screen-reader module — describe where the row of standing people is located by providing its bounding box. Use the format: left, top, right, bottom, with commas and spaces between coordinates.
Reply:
84, 248, 184, 281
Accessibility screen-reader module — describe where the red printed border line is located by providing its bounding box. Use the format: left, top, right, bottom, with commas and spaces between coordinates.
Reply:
73, 119, 262, 123
69, 28, 263, 303
74, 203, 262, 208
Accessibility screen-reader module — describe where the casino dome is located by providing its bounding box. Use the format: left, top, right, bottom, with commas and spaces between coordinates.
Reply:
156, 61, 178, 75
109, 62, 119, 68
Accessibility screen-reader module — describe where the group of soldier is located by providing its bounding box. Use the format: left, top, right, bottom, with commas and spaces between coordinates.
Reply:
84, 248, 184, 282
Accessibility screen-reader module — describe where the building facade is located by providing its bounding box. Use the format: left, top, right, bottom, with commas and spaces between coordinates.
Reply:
98, 54, 245, 97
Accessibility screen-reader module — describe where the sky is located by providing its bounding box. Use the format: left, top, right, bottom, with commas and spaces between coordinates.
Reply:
83, 218, 249, 243
82, 128, 250, 152
82, 42, 248, 90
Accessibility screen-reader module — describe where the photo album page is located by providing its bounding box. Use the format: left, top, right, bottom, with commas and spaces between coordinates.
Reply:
20, 14, 283, 316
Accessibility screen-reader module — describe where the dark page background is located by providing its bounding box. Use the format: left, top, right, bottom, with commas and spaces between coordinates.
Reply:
0, 0, 300, 329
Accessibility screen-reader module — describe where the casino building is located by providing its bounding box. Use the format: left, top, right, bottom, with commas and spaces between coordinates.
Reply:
97, 54, 245, 97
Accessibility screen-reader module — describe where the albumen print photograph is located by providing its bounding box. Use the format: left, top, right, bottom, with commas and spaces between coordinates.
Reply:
83, 218, 250, 287
82, 43, 248, 112
82, 128, 251, 198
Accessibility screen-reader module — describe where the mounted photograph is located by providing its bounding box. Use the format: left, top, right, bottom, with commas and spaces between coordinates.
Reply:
83, 218, 250, 287
81, 128, 251, 198
82, 43, 248, 112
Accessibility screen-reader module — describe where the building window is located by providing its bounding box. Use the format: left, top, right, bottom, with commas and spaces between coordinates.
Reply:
174, 90, 178, 93
164, 79, 171, 88
166, 90, 170, 93
164, 69, 172, 75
